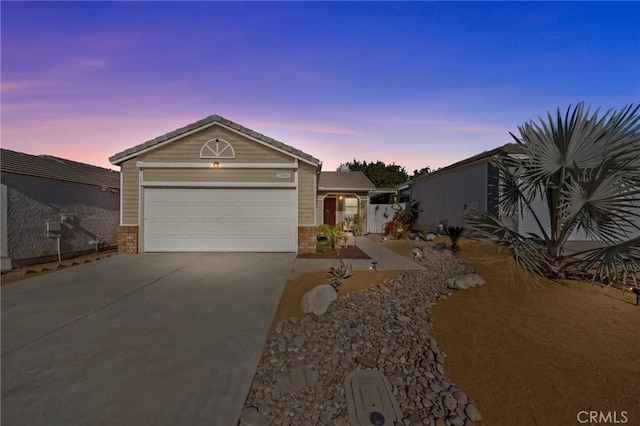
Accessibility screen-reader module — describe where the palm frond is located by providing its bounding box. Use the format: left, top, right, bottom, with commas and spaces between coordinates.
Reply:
567, 237, 640, 286
466, 210, 550, 276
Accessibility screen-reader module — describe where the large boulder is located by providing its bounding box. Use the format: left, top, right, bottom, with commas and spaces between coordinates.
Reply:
301, 284, 337, 315
446, 273, 486, 290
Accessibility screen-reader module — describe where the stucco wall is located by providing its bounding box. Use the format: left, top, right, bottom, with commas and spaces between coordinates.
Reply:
410, 162, 488, 231
2, 173, 119, 264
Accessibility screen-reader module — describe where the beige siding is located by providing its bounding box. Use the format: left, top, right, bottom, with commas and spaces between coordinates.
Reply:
298, 162, 316, 225
121, 160, 139, 224
139, 125, 292, 163
142, 168, 295, 183
316, 197, 324, 226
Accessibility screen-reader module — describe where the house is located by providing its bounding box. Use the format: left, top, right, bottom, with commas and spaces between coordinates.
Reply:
410, 143, 640, 241
317, 169, 375, 232
0, 149, 120, 270
109, 115, 326, 254
410, 144, 523, 232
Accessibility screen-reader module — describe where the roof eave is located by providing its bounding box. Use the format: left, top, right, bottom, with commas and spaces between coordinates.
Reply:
110, 117, 321, 167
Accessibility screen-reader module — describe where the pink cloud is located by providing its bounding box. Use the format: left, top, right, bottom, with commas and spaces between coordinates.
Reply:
1, 114, 196, 169
1, 80, 50, 92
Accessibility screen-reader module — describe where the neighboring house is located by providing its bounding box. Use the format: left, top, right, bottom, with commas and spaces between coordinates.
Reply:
317, 170, 376, 232
109, 115, 322, 254
410, 144, 522, 232
410, 143, 640, 241
0, 149, 120, 270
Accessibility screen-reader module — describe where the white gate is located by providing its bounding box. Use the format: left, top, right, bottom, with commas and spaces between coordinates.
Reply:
367, 203, 405, 234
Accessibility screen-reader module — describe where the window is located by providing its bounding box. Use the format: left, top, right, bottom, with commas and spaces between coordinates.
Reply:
345, 197, 359, 216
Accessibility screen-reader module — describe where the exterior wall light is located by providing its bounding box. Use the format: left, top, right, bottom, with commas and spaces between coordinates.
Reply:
212, 162, 220, 168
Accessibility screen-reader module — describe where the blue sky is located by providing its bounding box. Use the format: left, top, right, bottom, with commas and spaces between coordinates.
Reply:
2, 1, 638, 172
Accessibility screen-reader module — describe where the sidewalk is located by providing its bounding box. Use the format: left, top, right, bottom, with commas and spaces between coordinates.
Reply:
291, 236, 425, 273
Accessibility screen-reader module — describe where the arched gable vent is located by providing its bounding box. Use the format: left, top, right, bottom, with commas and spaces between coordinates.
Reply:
200, 138, 236, 159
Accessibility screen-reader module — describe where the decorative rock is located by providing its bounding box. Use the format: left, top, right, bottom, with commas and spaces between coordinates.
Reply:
239, 406, 269, 426
443, 394, 457, 411
355, 355, 377, 368
448, 415, 465, 426
434, 242, 448, 251
453, 390, 468, 405
407, 413, 423, 425
412, 248, 424, 260
447, 273, 485, 290
465, 403, 482, 422
301, 284, 337, 315
425, 233, 436, 241
244, 241, 483, 426
446, 277, 469, 290
396, 314, 411, 323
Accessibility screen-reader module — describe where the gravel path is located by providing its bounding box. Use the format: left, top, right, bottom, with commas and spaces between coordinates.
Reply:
243, 243, 482, 426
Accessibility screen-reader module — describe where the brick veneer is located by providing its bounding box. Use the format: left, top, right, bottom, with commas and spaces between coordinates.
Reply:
297, 225, 317, 254
117, 226, 139, 254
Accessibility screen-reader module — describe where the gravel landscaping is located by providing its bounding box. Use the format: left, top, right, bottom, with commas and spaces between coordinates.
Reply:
243, 243, 482, 425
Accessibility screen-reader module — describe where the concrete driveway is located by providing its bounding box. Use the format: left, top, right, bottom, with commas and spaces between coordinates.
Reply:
1, 252, 295, 426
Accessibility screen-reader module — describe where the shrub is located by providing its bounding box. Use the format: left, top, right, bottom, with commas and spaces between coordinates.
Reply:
446, 226, 465, 252
327, 259, 353, 290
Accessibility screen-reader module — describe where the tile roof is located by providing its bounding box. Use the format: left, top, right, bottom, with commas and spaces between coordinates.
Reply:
410, 143, 523, 185
0, 149, 120, 189
318, 171, 376, 191
109, 114, 321, 166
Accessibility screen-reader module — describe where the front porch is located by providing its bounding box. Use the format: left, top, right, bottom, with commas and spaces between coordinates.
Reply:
318, 193, 368, 233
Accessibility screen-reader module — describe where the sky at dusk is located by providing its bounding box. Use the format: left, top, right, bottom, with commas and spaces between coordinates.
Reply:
2, 1, 639, 173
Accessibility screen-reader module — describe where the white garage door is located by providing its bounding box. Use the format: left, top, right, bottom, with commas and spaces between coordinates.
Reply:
143, 188, 296, 252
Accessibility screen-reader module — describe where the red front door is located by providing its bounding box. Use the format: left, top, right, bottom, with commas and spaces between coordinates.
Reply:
324, 197, 336, 226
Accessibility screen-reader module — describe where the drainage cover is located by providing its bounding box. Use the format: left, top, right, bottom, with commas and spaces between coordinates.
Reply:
345, 370, 402, 426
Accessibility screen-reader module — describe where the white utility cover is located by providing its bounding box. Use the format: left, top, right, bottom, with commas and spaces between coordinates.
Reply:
143, 188, 296, 252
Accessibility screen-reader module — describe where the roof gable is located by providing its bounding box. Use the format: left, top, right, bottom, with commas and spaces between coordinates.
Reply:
0, 149, 120, 189
410, 143, 523, 185
109, 115, 321, 166
318, 171, 376, 191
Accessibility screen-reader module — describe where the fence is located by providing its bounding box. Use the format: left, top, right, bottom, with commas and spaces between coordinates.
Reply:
367, 203, 405, 234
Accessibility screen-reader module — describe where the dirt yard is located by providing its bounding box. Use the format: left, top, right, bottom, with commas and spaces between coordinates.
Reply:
386, 237, 639, 425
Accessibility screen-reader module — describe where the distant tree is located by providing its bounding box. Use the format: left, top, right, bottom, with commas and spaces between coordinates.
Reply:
339, 159, 409, 188
411, 166, 431, 179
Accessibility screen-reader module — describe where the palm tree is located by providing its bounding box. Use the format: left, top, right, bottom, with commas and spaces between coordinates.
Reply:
467, 103, 640, 285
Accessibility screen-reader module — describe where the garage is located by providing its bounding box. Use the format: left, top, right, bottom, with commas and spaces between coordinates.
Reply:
143, 188, 296, 252
109, 114, 321, 255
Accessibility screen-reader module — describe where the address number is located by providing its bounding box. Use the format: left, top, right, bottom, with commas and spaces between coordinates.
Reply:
276, 172, 291, 179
